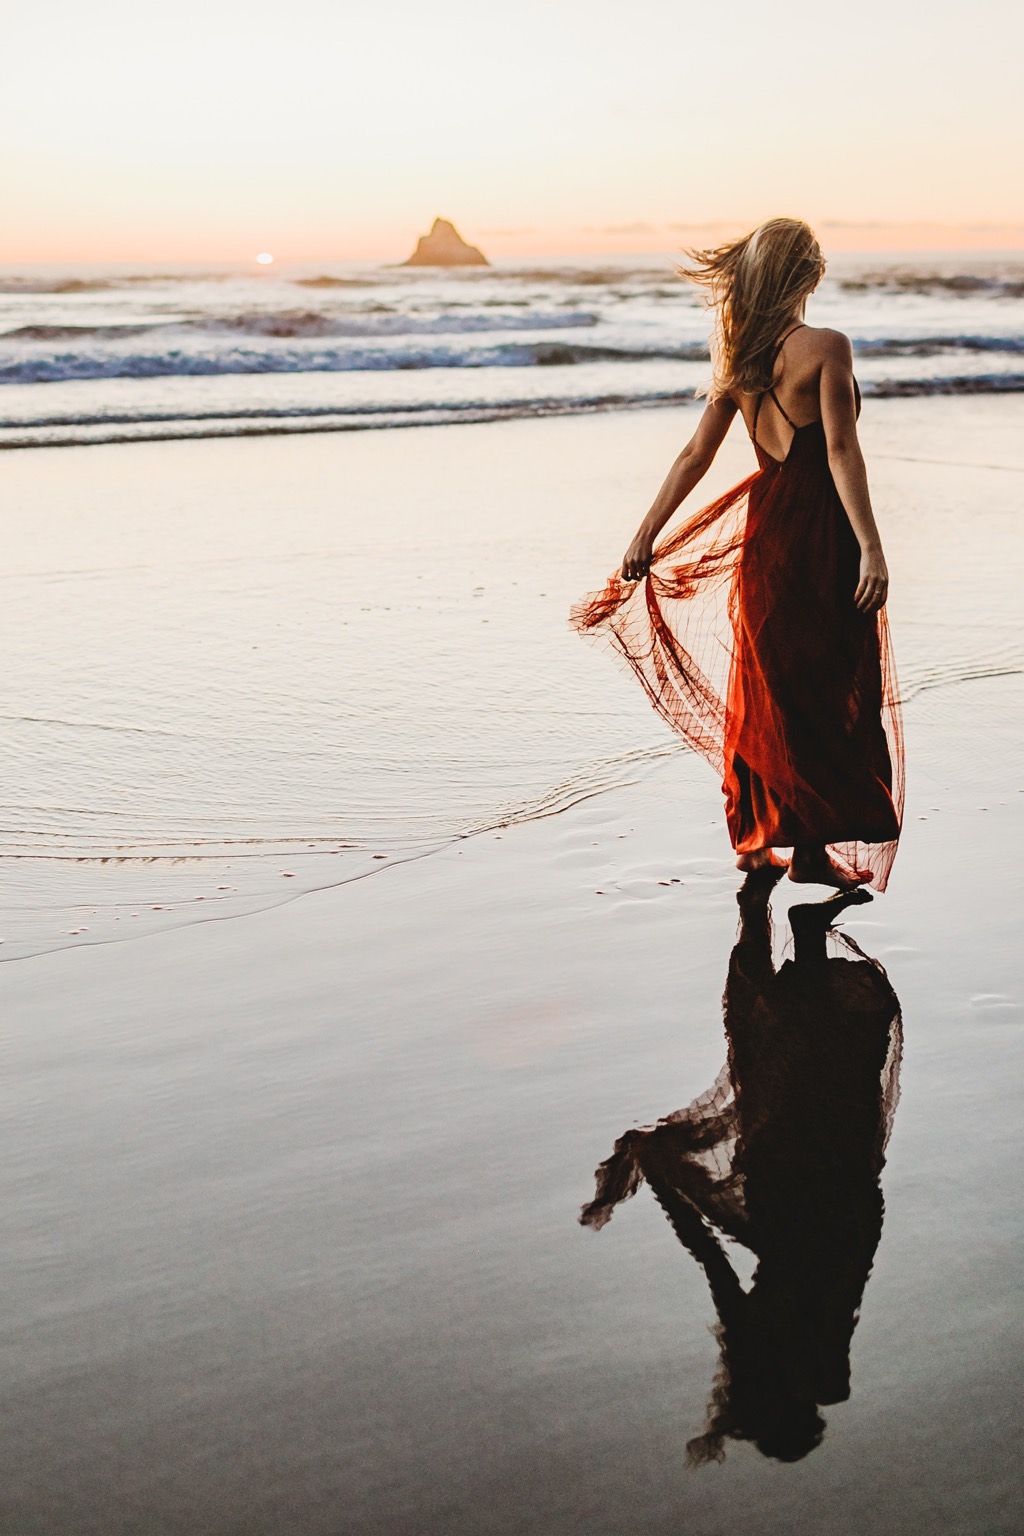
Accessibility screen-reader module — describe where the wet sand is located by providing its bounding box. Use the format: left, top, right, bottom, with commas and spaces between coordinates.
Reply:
0, 403, 1022, 1532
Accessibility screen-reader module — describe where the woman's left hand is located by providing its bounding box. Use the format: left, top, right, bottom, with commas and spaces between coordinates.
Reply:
854, 547, 889, 613
622, 531, 654, 583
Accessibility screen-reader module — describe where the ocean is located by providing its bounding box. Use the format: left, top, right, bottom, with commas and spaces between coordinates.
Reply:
0, 251, 1022, 448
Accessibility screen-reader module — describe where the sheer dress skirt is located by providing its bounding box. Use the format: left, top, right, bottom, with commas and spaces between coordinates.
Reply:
571, 418, 904, 889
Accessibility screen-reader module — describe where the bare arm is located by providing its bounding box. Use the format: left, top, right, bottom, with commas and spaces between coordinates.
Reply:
621, 396, 737, 581
820, 331, 889, 614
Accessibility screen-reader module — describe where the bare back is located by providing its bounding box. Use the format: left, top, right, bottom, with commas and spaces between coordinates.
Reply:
731, 324, 834, 464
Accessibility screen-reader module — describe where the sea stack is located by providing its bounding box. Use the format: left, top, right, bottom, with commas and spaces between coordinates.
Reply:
401, 218, 489, 267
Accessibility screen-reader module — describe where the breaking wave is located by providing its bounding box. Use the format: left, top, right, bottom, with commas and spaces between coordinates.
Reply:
1, 308, 600, 346
4, 374, 1024, 450
3, 329, 1024, 386
854, 335, 1024, 357
0, 338, 709, 385
840, 270, 1024, 298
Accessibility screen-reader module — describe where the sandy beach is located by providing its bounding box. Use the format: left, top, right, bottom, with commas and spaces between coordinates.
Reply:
1, 398, 1022, 1533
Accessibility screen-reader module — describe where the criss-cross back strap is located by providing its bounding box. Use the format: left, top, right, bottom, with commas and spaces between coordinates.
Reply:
751, 323, 806, 442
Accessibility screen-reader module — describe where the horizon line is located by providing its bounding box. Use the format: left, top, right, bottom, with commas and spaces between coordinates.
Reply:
4, 219, 1024, 268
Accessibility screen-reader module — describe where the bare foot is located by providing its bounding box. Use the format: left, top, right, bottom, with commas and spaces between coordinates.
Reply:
790, 887, 873, 964
736, 849, 789, 873
788, 851, 872, 889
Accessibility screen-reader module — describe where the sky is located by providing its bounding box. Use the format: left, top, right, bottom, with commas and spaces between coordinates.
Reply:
4, 0, 1022, 263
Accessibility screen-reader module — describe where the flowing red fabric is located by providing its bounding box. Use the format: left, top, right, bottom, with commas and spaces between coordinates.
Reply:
571, 420, 904, 890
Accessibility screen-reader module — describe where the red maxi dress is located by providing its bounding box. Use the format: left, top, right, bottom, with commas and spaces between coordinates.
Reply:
571, 350, 904, 890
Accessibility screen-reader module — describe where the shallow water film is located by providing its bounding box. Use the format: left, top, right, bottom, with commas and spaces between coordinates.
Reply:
0, 396, 1021, 1533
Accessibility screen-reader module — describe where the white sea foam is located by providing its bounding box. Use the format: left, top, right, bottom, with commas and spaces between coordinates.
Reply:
0, 253, 1021, 446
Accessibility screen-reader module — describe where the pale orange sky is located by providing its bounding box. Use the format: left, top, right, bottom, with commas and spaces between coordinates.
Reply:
4, 0, 1022, 263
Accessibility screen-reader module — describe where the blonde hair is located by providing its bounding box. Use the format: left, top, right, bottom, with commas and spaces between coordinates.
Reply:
679, 218, 826, 399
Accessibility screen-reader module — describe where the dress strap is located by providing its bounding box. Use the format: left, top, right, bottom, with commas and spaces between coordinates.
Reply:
769, 322, 806, 369
750, 323, 806, 446
766, 385, 799, 430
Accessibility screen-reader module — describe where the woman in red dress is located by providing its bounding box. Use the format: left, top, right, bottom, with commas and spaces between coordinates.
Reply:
572, 218, 903, 889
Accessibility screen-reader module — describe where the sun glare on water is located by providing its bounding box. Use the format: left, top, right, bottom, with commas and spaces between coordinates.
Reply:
255, 252, 274, 265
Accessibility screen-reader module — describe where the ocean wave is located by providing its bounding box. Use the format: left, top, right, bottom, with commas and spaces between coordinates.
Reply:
294, 275, 375, 288
187, 308, 601, 339
3, 372, 1024, 450
840, 270, 1024, 298
0, 338, 710, 384
0, 265, 674, 298
865, 373, 1024, 397
0, 273, 233, 294
6, 323, 165, 343
854, 335, 1024, 357
6, 333, 1024, 386
4, 317, 1019, 356
0, 390, 692, 432
4, 312, 1024, 384
1, 308, 603, 347
4, 263, 1022, 303
0, 389, 697, 447
461, 266, 682, 286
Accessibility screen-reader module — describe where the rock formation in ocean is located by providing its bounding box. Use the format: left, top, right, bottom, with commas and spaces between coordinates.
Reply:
401, 218, 489, 267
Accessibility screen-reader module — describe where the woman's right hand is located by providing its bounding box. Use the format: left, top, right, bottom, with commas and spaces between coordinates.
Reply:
621, 530, 654, 583
854, 546, 889, 613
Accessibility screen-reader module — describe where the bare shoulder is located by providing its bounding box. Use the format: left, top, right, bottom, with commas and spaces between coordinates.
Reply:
800, 325, 854, 364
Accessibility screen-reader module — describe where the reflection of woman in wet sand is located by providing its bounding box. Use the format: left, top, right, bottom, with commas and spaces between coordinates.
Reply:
572, 218, 903, 891
581, 872, 902, 1462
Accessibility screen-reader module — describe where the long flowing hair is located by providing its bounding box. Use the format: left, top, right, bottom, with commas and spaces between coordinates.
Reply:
679, 218, 826, 400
